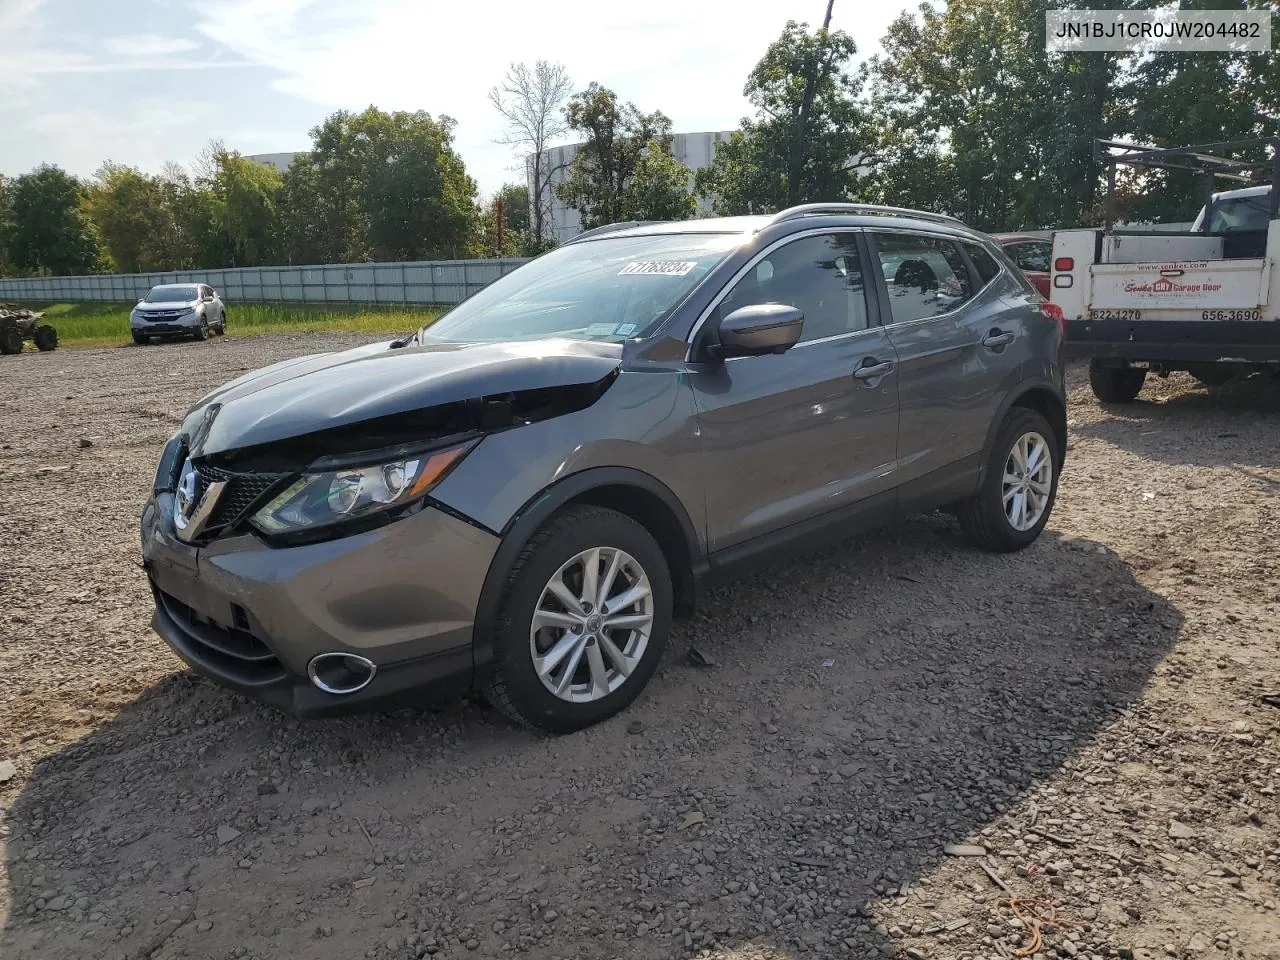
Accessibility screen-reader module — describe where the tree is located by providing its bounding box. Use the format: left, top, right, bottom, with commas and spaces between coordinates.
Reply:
6, 165, 102, 276
490, 61, 572, 251
86, 163, 181, 272
285, 107, 480, 263
623, 142, 697, 221
0, 175, 16, 277
865, 0, 1121, 231
481, 183, 531, 257
696, 20, 868, 214
557, 83, 684, 229
211, 150, 282, 266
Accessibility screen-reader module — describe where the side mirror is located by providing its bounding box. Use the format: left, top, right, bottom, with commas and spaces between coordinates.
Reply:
716, 303, 804, 359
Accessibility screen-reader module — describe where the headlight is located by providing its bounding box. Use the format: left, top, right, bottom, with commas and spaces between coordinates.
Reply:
249, 441, 475, 535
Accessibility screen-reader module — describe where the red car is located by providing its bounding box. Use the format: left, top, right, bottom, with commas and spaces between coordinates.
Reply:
994, 234, 1052, 297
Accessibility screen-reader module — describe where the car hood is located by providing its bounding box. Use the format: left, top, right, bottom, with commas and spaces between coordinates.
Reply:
137, 300, 198, 311
184, 337, 624, 457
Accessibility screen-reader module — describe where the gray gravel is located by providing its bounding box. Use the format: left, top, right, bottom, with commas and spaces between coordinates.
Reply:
1, 335, 1277, 960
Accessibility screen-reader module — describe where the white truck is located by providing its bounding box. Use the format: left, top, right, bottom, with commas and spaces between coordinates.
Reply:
1052, 139, 1280, 402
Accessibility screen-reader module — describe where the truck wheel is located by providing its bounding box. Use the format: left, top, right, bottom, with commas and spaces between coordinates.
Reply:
0, 323, 22, 355
1187, 364, 1232, 388
33, 325, 58, 351
1089, 359, 1146, 403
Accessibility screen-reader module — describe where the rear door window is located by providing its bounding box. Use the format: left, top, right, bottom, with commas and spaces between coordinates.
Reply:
870, 233, 975, 324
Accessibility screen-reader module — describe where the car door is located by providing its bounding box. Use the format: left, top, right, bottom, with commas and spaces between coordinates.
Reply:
687, 231, 900, 554
202, 286, 223, 324
868, 230, 1015, 502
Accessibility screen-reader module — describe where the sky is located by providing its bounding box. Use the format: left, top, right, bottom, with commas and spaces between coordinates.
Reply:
0, 0, 910, 197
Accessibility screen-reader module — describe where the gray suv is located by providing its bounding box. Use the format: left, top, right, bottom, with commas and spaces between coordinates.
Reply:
141, 204, 1066, 732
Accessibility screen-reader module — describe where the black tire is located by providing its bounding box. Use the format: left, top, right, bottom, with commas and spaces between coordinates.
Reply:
1089, 359, 1146, 403
33, 325, 58, 351
194, 317, 209, 341
1187, 364, 1232, 388
0, 324, 21, 355
132, 332, 149, 345
958, 407, 1060, 553
483, 505, 672, 734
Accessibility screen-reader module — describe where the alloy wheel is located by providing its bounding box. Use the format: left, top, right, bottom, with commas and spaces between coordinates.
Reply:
529, 546, 654, 703
1002, 431, 1053, 532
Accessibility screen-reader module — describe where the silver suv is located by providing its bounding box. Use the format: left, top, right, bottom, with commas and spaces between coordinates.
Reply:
131, 283, 226, 344
141, 204, 1066, 732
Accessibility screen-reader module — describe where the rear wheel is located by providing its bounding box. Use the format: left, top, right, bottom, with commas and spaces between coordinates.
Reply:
1187, 364, 1233, 387
0, 323, 22, 355
1089, 359, 1146, 403
33, 325, 58, 351
958, 408, 1059, 552
484, 505, 672, 733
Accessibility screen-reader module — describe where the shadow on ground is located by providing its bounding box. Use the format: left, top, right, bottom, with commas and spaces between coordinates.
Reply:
1074, 373, 1280, 471
1, 520, 1182, 960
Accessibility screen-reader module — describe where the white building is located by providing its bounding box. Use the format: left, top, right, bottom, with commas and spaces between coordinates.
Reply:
246, 152, 304, 173
531, 131, 736, 241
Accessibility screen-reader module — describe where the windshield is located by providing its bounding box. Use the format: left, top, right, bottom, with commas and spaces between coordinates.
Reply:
420, 233, 742, 344
145, 285, 198, 303
1205, 194, 1270, 233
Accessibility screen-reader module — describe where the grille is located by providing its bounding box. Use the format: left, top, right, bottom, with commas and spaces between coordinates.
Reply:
145, 310, 184, 321
197, 465, 289, 530
155, 588, 287, 686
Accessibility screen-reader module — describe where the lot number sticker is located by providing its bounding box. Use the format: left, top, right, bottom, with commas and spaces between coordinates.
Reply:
619, 260, 697, 277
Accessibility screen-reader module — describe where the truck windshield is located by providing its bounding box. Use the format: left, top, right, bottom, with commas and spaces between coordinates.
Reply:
1204, 194, 1270, 233
419, 233, 741, 344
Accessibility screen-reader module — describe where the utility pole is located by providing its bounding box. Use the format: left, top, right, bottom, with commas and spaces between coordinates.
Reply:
786, 0, 836, 207
495, 195, 505, 257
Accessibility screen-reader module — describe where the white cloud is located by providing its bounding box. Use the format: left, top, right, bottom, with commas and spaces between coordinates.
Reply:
102, 34, 201, 56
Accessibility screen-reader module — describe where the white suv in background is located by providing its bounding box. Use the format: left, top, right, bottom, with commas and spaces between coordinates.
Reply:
130, 283, 226, 344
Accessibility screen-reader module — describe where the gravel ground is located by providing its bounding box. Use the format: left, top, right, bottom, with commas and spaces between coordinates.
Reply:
1, 335, 1277, 960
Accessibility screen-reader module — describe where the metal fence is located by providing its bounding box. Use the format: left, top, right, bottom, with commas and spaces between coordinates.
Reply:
0, 258, 532, 305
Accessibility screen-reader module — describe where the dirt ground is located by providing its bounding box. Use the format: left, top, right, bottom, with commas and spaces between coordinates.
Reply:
0, 335, 1277, 960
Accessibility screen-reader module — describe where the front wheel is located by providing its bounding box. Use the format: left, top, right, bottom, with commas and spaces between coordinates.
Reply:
484, 506, 672, 733
132, 332, 149, 345
958, 408, 1060, 552
193, 317, 209, 341
1089, 359, 1146, 403
33, 325, 58, 351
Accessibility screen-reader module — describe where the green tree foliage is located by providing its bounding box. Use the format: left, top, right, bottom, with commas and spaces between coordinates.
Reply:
1119, 0, 1280, 224
6, 165, 102, 276
86, 163, 182, 272
211, 150, 282, 266
0, 176, 16, 277
479, 183, 532, 258
696, 20, 869, 214
866, 0, 1120, 230
557, 84, 691, 228
623, 142, 697, 221
283, 107, 479, 262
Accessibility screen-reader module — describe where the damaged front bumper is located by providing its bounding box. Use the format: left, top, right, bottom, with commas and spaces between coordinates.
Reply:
140, 491, 500, 716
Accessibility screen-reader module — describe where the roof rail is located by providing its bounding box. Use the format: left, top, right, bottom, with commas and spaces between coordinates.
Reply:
769, 203, 966, 228
565, 220, 659, 243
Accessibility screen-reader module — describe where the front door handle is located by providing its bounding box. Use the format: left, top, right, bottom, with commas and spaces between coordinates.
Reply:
852, 359, 894, 380
982, 329, 1015, 349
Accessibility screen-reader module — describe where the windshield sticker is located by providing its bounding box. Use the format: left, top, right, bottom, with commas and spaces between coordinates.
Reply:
585, 322, 618, 336
619, 260, 697, 277
615, 323, 639, 337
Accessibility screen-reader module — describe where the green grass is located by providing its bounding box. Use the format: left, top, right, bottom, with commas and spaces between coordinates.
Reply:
19, 301, 445, 348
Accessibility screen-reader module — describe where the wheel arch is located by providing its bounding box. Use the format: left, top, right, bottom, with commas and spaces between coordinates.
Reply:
469, 467, 704, 674
980, 381, 1068, 485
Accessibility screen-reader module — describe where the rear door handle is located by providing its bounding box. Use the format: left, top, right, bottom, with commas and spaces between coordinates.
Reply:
982, 329, 1015, 349
852, 359, 894, 380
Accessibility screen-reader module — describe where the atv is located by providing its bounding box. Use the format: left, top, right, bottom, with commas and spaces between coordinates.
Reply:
0, 304, 58, 355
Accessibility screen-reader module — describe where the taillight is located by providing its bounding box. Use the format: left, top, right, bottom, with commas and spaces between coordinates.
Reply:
1040, 302, 1067, 339
1054, 257, 1074, 272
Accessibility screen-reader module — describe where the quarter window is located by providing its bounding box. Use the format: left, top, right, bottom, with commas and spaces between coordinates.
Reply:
964, 242, 1002, 286
1009, 241, 1051, 273
717, 233, 870, 343
872, 233, 975, 324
